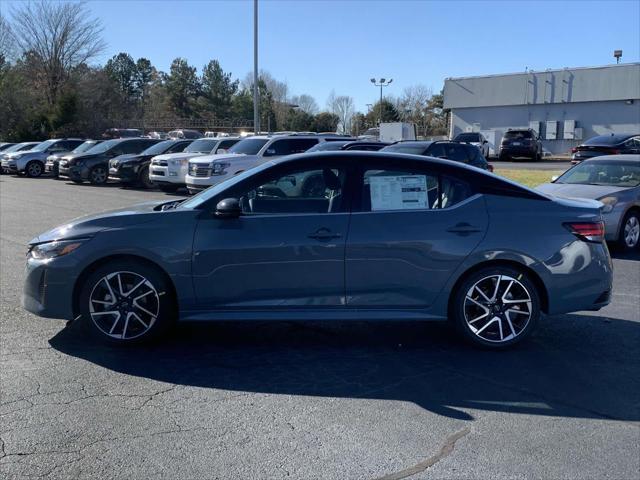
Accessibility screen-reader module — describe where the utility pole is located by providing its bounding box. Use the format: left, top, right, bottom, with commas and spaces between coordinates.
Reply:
370, 78, 393, 126
253, 0, 260, 133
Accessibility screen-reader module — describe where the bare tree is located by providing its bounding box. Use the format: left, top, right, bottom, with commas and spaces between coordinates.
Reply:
290, 93, 318, 115
328, 92, 355, 135
397, 85, 433, 132
10, 1, 105, 106
0, 14, 16, 62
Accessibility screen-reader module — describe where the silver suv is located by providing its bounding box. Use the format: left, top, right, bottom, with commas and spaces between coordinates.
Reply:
1, 138, 84, 177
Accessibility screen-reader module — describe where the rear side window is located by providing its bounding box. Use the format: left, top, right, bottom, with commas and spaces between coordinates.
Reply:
218, 139, 240, 150
361, 167, 472, 212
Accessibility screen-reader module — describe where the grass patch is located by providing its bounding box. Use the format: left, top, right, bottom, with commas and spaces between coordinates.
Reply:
495, 169, 563, 188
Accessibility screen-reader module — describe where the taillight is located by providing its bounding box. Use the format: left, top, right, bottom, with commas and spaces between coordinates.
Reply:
609, 148, 620, 154
487, 164, 494, 172
564, 222, 605, 243
571, 147, 577, 153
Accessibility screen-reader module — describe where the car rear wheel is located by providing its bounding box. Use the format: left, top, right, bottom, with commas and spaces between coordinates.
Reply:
89, 165, 108, 185
452, 266, 540, 348
79, 260, 175, 344
26, 161, 44, 178
618, 211, 640, 251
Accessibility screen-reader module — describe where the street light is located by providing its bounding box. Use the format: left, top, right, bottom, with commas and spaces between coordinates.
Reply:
253, 0, 259, 133
370, 78, 393, 126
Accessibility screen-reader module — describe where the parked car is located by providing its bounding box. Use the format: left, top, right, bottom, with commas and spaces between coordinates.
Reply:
571, 134, 640, 164
185, 135, 326, 194
109, 139, 193, 188
146, 131, 169, 140
168, 129, 203, 139
499, 129, 543, 161
453, 132, 490, 158
0, 139, 85, 177
23, 152, 613, 348
380, 141, 493, 171
46, 140, 103, 177
306, 140, 391, 152
0, 143, 16, 152
102, 128, 143, 139
59, 138, 160, 185
149, 137, 241, 193
537, 155, 640, 250
0, 142, 40, 173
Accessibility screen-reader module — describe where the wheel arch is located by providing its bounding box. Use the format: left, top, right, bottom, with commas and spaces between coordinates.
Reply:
447, 259, 549, 317
72, 254, 178, 319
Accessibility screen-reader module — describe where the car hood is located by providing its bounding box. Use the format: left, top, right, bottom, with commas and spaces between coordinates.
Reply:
536, 183, 629, 200
191, 153, 249, 165
152, 152, 206, 162
29, 200, 169, 245
62, 152, 101, 162
112, 153, 138, 163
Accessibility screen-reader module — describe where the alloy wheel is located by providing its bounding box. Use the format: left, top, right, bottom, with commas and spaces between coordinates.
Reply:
623, 216, 639, 248
91, 167, 107, 184
89, 271, 159, 340
28, 162, 43, 177
463, 274, 532, 343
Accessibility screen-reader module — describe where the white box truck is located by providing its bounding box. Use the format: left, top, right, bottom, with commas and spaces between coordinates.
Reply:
379, 122, 417, 143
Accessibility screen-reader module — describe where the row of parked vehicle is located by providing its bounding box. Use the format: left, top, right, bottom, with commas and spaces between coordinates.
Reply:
0, 134, 494, 193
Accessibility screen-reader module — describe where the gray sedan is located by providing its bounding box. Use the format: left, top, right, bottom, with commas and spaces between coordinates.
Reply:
23, 152, 613, 349
537, 155, 640, 250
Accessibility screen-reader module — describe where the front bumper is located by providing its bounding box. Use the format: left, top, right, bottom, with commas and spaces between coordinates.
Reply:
150, 165, 186, 185
22, 256, 76, 320
109, 166, 137, 183
58, 164, 86, 181
1, 161, 18, 173
45, 161, 60, 176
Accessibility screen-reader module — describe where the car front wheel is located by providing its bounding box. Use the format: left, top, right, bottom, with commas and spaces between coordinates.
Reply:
89, 165, 108, 185
26, 161, 44, 178
452, 266, 540, 348
618, 211, 640, 251
79, 260, 175, 344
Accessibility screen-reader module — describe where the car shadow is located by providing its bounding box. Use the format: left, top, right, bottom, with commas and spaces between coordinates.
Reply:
609, 248, 640, 261
49, 313, 640, 423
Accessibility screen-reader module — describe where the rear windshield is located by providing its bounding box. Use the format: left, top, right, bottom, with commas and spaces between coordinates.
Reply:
184, 139, 218, 153
455, 133, 480, 142
306, 141, 350, 152
504, 131, 533, 139
228, 138, 269, 155
381, 144, 428, 155
583, 135, 631, 146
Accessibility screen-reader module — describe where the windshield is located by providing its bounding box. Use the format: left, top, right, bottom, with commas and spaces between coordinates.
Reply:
141, 140, 178, 155
73, 141, 101, 153
228, 138, 269, 155
381, 144, 428, 155
85, 139, 121, 154
5, 143, 34, 153
179, 160, 276, 210
31, 139, 58, 152
556, 161, 640, 187
184, 139, 217, 153
306, 141, 349, 152
455, 133, 480, 142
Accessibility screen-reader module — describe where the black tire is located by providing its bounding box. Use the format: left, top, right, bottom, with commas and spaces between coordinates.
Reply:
452, 266, 540, 349
78, 259, 176, 345
89, 165, 108, 185
159, 184, 179, 193
534, 152, 542, 162
617, 210, 640, 251
138, 165, 154, 189
71, 178, 84, 184
25, 161, 44, 178
499, 152, 510, 162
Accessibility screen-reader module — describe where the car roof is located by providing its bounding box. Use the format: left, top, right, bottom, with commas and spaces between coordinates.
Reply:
584, 133, 638, 144
582, 154, 640, 163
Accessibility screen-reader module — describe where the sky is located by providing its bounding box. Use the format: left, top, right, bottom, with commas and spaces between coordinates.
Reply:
3, 0, 640, 112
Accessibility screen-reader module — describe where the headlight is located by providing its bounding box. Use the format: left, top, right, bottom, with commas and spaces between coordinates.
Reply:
599, 196, 618, 214
29, 239, 86, 260
212, 162, 229, 175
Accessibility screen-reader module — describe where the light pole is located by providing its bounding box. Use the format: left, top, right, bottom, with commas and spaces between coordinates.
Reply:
253, 0, 260, 133
370, 78, 393, 126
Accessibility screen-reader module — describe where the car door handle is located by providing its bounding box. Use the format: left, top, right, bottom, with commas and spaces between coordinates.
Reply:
446, 223, 483, 234
308, 228, 341, 240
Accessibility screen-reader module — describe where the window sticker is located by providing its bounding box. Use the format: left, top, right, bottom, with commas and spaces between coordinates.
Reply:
369, 175, 428, 211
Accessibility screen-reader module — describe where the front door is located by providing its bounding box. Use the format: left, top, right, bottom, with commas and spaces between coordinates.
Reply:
346, 159, 488, 307
192, 160, 350, 309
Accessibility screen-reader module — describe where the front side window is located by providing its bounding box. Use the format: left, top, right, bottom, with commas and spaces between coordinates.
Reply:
236, 166, 347, 215
361, 167, 472, 212
264, 138, 319, 157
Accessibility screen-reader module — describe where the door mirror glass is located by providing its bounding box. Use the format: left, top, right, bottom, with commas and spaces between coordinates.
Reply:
264, 148, 276, 156
217, 148, 227, 154
551, 175, 559, 182
215, 198, 242, 218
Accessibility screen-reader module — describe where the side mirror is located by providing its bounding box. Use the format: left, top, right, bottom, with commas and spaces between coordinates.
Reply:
215, 198, 242, 218
264, 148, 276, 156
217, 148, 227, 154
551, 175, 559, 182
483, 140, 488, 144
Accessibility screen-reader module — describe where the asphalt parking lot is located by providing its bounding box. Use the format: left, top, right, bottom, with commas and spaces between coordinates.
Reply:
1, 175, 639, 479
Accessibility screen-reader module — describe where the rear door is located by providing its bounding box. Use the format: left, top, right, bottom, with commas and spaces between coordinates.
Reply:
345, 158, 488, 307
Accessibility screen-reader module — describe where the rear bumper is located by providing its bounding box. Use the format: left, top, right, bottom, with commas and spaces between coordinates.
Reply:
500, 146, 537, 157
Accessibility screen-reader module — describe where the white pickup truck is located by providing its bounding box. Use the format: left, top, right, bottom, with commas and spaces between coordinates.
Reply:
185, 135, 336, 194
148, 137, 240, 192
